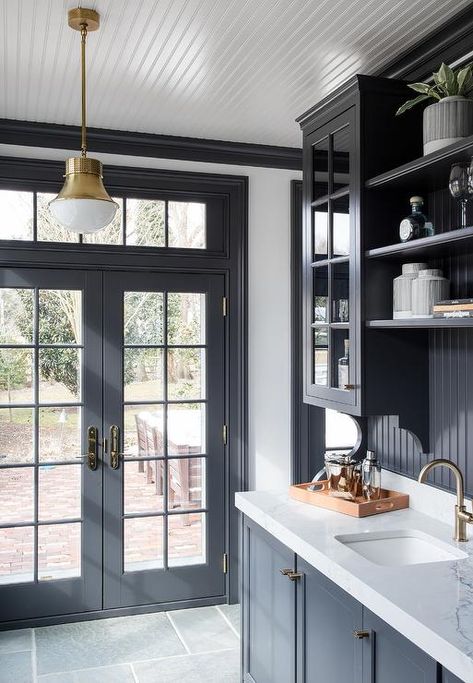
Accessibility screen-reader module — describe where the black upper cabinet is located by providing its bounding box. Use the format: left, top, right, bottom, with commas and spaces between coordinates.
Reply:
298, 76, 431, 447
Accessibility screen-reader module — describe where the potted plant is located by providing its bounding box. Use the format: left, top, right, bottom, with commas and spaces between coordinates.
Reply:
396, 63, 473, 155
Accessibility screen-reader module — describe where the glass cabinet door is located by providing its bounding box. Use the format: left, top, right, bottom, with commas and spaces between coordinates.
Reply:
304, 109, 356, 407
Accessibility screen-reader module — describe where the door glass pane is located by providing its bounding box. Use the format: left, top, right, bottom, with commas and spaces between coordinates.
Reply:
168, 348, 205, 400
39, 348, 81, 402
332, 262, 349, 323
332, 126, 350, 193
168, 404, 205, 456
37, 193, 79, 243
167, 293, 206, 345
0, 467, 34, 523
313, 266, 328, 323
168, 457, 204, 510
38, 522, 81, 580
39, 290, 82, 344
0, 190, 34, 241
126, 199, 165, 247
124, 348, 164, 402
313, 327, 328, 386
332, 195, 350, 257
168, 202, 206, 249
124, 405, 164, 458
124, 291, 163, 345
38, 464, 81, 521
39, 406, 82, 462
0, 288, 34, 344
313, 137, 329, 201
333, 329, 350, 390
83, 198, 123, 244
124, 460, 164, 514
124, 517, 164, 572
0, 526, 34, 584
0, 349, 34, 404
168, 512, 206, 567
313, 204, 328, 261
0, 408, 34, 464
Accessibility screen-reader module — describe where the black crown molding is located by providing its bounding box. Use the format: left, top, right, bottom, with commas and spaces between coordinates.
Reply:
377, 5, 473, 81
0, 119, 302, 171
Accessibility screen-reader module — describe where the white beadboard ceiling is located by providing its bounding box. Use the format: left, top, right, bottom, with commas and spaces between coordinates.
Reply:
0, 0, 470, 148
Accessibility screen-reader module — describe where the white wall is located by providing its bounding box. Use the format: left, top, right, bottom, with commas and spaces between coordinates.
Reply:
0, 144, 301, 490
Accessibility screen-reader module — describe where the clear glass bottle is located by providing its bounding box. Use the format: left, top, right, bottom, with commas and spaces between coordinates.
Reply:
361, 450, 381, 500
338, 339, 349, 389
399, 196, 434, 242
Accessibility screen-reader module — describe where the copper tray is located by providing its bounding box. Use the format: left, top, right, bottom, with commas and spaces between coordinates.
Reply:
289, 480, 409, 518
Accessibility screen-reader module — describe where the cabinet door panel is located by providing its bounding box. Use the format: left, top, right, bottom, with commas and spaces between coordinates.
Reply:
362, 609, 437, 683
242, 519, 296, 683
297, 558, 363, 683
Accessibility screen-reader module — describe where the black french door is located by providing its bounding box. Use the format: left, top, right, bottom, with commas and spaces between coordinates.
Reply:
0, 267, 226, 622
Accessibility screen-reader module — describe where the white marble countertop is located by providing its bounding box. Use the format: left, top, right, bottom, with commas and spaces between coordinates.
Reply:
235, 472, 473, 683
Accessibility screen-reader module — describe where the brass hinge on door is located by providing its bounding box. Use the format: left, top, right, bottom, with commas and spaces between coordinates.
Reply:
223, 553, 228, 574
222, 296, 228, 317
223, 424, 228, 445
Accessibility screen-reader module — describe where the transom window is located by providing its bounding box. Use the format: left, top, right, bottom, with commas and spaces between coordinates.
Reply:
0, 190, 206, 249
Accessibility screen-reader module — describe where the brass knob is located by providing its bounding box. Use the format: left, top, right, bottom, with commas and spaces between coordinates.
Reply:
353, 629, 370, 639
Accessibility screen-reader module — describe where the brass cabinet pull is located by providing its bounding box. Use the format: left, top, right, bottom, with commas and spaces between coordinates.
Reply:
353, 629, 370, 639
87, 426, 98, 471
279, 568, 303, 581
110, 425, 120, 470
344, 384, 356, 390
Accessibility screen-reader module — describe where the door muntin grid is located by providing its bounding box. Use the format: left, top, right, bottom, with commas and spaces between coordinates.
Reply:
310, 120, 352, 393
0, 286, 84, 585
122, 290, 207, 573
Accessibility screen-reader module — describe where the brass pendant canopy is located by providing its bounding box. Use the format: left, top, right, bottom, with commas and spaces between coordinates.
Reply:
49, 7, 118, 234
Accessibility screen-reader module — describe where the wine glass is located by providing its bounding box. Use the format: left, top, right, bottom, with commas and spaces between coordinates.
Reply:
449, 162, 473, 229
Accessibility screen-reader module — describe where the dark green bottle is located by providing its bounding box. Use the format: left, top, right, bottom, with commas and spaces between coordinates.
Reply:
399, 196, 434, 242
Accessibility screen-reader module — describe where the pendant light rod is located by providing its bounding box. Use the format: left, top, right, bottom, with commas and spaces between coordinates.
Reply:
80, 23, 87, 157
67, 8, 100, 158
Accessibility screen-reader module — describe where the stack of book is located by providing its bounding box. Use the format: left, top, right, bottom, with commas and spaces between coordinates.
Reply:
433, 298, 473, 319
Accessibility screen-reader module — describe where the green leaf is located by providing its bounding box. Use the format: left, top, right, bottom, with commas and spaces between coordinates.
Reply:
457, 66, 471, 95
438, 62, 457, 95
395, 94, 431, 116
407, 82, 431, 94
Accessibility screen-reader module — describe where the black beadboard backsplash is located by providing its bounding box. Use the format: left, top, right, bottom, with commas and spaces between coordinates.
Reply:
368, 221, 473, 497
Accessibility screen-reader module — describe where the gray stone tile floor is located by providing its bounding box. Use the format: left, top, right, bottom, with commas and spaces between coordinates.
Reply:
0, 605, 240, 683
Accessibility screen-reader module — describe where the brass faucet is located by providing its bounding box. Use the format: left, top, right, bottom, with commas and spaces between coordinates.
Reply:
418, 459, 473, 542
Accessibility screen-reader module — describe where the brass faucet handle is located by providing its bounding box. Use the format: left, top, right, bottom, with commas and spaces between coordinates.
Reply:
458, 508, 473, 524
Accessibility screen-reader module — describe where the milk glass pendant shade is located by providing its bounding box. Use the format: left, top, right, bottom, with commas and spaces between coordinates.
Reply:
49, 8, 117, 234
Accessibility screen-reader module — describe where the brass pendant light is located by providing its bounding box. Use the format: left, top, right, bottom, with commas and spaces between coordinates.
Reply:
49, 8, 118, 234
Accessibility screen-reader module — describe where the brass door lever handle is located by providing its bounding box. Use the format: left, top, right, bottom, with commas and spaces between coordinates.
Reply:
109, 425, 121, 470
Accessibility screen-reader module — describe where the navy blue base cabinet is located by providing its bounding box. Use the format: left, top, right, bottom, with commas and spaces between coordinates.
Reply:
242, 516, 465, 683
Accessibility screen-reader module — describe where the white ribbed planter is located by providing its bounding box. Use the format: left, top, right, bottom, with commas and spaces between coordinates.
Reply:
423, 96, 473, 155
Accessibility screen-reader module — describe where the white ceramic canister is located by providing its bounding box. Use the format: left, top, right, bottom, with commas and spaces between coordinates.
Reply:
412, 268, 450, 318
393, 263, 428, 319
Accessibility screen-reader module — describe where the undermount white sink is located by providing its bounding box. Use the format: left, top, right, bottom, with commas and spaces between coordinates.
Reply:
335, 529, 469, 566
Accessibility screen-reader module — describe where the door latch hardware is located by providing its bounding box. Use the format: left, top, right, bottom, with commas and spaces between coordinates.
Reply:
223, 552, 228, 574
353, 629, 370, 639
344, 384, 356, 390
87, 426, 98, 471
280, 568, 303, 581
110, 425, 120, 470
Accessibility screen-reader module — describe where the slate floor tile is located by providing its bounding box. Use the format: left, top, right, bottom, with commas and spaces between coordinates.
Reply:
37, 663, 135, 682
35, 613, 185, 675
0, 651, 33, 683
167, 606, 239, 654
217, 604, 240, 635
0, 629, 32, 654
133, 648, 240, 683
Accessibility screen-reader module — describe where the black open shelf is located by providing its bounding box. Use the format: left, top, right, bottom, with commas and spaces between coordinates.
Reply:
366, 318, 473, 329
365, 133, 473, 192
365, 225, 473, 261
